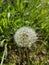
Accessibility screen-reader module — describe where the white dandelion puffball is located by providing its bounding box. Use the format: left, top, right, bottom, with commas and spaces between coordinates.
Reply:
14, 26, 38, 47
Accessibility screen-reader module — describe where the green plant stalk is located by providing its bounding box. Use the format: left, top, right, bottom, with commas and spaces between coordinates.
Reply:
0, 44, 7, 65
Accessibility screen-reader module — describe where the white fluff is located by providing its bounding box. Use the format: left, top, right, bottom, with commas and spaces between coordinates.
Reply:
14, 26, 38, 47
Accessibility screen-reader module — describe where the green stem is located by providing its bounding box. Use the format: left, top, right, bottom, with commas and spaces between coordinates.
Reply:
0, 44, 7, 65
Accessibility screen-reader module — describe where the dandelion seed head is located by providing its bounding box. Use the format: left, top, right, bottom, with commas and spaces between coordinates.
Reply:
14, 26, 38, 47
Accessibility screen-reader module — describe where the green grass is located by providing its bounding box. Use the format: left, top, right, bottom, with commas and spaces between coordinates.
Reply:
0, 0, 49, 65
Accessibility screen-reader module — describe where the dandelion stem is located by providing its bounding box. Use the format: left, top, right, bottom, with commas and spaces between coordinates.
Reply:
26, 48, 30, 65
18, 47, 21, 65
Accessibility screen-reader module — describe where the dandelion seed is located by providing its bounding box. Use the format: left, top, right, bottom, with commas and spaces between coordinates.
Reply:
14, 26, 38, 48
